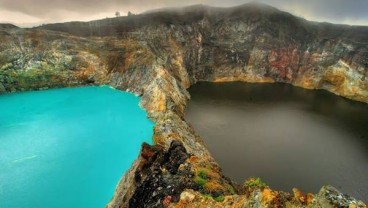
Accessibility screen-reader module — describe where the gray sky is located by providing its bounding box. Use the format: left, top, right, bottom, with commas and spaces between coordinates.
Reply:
1, 0, 368, 27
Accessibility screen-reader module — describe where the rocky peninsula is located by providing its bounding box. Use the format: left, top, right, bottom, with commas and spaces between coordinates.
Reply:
0, 2, 367, 207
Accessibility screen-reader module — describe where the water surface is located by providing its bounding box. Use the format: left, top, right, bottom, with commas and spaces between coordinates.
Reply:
185, 82, 368, 200
0, 86, 154, 208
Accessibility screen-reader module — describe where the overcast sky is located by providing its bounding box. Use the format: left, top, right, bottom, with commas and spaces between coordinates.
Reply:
1, 0, 368, 27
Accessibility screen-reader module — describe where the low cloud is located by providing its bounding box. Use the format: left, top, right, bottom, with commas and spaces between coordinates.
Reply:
0, 0, 367, 27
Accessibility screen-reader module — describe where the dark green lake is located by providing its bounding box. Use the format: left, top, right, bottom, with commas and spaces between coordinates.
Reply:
185, 82, 368, 201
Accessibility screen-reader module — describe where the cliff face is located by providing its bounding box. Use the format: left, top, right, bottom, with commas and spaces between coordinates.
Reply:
0, 3, 367, 207
2, 4, 368, 101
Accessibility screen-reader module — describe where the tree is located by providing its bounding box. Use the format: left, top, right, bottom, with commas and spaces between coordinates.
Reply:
115, 11, 121, 17
128, 11, 133, 16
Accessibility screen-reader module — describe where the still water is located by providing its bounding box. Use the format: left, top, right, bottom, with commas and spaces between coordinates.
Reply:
0, 86, 153, 208
185, 82, 368, 200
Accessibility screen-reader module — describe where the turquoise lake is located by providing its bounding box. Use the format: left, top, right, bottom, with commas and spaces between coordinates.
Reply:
0, 86, 154, 208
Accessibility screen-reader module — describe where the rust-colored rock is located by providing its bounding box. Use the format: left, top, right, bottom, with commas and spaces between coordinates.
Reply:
0, 2, 367, 207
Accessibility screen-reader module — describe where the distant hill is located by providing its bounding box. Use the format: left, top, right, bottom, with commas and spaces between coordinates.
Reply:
36, 2, 368, 43
0, 24, 19, 30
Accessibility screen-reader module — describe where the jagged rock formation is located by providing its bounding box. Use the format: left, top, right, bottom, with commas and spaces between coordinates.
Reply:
0, 2, 367, 207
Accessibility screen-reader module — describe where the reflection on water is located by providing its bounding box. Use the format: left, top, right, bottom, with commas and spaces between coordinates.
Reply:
185, 82, 368, 200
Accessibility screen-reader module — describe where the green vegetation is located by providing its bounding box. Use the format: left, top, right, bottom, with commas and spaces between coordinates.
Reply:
194, 177, 206, 188
214, 195, 225, 202
194, 168, 229, 202
203, 194, 212, 200
227, 186, 236, 195
198, 169, 208, 179
194, 169, 208, 189
245, 177, 267, 188
202, 194, 225, 202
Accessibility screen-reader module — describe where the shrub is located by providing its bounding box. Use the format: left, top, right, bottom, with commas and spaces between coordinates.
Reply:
198, 169, 207, 179
245, 177, 267, 188
194, 176, 206, 188
228, 186, 236, 195
214, 195, 225, 202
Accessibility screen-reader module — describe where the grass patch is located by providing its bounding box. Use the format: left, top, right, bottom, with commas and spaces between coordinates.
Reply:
203, 194, 212, 200
194, 169, 209, 189
228, 186, 236, 195
214, 195, 225, 202
194, 177, 206, 188
245, 177, 267, 188
198, 169, 207, 179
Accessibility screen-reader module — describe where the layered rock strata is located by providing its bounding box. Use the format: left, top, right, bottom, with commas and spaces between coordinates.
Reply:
0, 3, 367, 207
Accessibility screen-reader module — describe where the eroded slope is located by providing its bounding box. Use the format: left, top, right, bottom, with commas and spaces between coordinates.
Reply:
0, 3, 367, 207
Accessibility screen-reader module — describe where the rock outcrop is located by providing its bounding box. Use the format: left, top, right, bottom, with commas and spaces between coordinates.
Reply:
0, 2, 366, 207
108, 141, 366, 208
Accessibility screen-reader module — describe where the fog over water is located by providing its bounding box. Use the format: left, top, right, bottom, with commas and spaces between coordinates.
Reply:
185, 82, 368, 201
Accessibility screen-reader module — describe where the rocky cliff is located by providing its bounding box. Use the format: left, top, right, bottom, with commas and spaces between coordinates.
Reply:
0, 2, 367, 207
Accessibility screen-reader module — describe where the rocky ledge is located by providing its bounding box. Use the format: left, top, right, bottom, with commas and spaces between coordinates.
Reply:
0, 2, 367, 207
108, 141, 366, 208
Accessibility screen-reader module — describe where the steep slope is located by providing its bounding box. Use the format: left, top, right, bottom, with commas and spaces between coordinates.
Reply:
34, 2, 368, 102
0, 2, 367, 207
